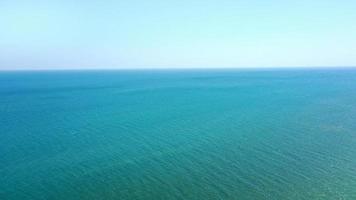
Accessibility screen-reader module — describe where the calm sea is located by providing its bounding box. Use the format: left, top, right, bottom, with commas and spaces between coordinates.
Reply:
1, 68, 356, 199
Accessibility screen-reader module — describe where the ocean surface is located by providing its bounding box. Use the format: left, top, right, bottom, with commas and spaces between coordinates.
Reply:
1, 68, 356, 200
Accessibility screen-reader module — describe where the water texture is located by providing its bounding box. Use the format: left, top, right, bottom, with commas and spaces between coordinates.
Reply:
1, 68, 356, 199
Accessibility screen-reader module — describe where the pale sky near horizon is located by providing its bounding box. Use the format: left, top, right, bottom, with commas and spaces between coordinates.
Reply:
0, 0, 356, 70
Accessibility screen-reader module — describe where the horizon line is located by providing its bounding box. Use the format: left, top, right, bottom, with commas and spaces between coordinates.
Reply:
0, 65, 356, 72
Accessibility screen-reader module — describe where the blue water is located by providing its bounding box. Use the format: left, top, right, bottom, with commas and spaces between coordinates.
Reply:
1, 68, 356, 199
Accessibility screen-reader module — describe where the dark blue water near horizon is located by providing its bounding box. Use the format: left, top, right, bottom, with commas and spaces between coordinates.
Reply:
1, 68, 356, 199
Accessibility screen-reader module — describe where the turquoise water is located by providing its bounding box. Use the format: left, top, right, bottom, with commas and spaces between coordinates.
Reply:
1, 68, 356, 199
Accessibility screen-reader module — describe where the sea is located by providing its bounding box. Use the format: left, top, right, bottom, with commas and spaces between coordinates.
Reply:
1, 68, 356, 199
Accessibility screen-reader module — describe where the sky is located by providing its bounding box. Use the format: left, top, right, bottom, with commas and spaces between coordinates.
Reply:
0, 0, 356, 70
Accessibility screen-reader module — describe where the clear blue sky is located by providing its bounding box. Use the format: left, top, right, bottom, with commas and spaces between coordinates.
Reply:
1, 0, 356, 70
